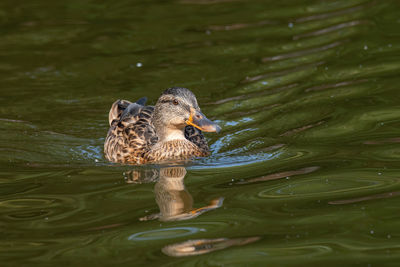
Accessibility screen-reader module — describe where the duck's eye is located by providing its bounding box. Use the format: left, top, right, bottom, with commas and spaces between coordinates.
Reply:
172, 99, 179, 106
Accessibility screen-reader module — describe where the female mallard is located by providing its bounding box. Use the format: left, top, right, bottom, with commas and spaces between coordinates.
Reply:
104, 87, 221, 164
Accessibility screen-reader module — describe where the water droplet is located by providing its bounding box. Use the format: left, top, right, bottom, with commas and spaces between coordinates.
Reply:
136, 62, 143, 67
370, 230, 374, 234
387, 234, 391, 239
364, 45, 368, 50
262, 81, 268, 85
288, 22, 293, 28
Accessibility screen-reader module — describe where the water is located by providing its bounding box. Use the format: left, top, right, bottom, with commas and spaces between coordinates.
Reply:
1, 0, 400, 265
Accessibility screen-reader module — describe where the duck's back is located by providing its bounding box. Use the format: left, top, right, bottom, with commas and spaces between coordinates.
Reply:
104, 98, 210, 164
104, 98, 157, 164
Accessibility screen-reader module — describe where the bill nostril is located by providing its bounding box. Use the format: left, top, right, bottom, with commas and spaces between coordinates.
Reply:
195, 114, 202, 119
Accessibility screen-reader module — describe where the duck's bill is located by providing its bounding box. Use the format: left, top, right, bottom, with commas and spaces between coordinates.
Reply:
186, 109, 221, 133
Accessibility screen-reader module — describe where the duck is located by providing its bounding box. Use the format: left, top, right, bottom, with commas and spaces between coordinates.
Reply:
104, 87, 221, 164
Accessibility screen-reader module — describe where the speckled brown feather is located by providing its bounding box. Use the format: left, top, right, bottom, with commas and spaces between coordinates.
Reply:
104, 98, 210, 164
184, 125, 209, 152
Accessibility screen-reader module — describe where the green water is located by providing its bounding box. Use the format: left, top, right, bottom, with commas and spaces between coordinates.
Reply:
1, 0, 400, 265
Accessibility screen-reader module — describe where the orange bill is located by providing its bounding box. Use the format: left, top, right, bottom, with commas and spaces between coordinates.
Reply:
186, 108, 221, 133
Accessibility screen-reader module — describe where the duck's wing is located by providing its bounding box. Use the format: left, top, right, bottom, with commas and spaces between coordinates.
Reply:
108, 97, 147, 126
105, 97, 158, 164
184, 125, 210, 153
124, 104, 158, 148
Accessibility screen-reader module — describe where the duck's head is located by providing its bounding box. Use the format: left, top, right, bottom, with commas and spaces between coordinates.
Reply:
153, 87, 221, 141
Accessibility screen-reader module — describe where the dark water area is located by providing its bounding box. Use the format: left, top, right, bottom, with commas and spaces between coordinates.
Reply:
1, 0, 400, 265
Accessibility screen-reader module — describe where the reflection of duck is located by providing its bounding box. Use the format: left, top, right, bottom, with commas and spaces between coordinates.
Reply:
104, 87, 221, 164
125, 167, 223, 221
162, 237, 260, 257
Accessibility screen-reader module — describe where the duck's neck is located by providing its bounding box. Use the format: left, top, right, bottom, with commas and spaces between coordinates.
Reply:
156, 127, 187, 143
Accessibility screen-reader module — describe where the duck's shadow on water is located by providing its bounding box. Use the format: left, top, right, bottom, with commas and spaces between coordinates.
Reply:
124, 166, 224, 222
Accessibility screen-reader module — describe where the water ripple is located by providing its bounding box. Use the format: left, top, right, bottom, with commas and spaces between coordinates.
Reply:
128, 227, 202, 241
